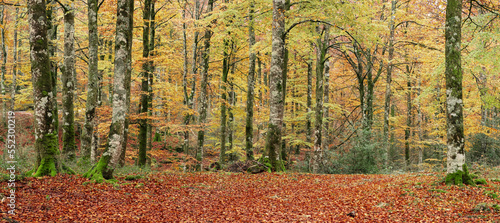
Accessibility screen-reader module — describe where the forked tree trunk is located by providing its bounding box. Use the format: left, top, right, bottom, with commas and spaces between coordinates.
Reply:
84, 0, 133, 181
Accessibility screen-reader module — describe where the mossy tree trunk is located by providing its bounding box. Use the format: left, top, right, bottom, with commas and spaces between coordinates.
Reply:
84, 0, 133, 180
310, 25, 328, 174
265, 0, 285, 171
445, 0, 465, 175
29, 0, 61, 177
81, 0, 99, 161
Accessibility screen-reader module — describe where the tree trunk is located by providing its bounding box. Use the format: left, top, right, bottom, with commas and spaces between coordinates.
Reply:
219, 39, 230, 165
197, 0, 214, 169
404, 64, 412, 167
11, 7, 19, 111
138, 0, 152, 167
445, 0, 465, 174
81, 0, 99, 161
62, 2, 77, 160
306, 60, 312, 145
265, 0, 285, 171
84, 0, 133, 180
0, 5, 5, 125
323, 59, 330, 150
383, 0, 396, 166
311, 25, 328, 174
245, 0, 256, 161
29, 0, 61, 177
47, 1, 59, 140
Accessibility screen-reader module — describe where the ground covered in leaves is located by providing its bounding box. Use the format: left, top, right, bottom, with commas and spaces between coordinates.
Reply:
2, 172, 500, 222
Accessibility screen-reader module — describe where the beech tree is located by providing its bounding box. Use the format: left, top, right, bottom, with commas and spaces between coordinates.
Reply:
28, 0, 64, 177
265, 0, 286, 171
81, 0, 99, 162
84, 0, 133, 180
444, 0, 466, 177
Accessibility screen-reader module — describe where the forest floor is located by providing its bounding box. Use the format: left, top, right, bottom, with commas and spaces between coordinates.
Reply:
2, 171, 500, 222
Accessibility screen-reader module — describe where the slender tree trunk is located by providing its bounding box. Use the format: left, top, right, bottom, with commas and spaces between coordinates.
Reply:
29, 0, 62, 177
84, 0, 133, 180
311, 25, 328, 174
228, 77, 235, 161
11, 8, 19, 111
197, 0, 214, 169
138, 0, 152, 166
404, 64, 412, 167
119, 0, 134, 167
383, 0, 396, 166
281, 48, 288, 164
181, 3, 191, 155
62, 2, 77, 160
245, 0, 256, 161
265, 0, 286, 171
306, 60, 313, 145
219, 39, 230, 164
445, 0, 465, 174
47, 1, 59, 139
323, 59, 330, 150
0, 5, 5, 125
81, 0, 99, 161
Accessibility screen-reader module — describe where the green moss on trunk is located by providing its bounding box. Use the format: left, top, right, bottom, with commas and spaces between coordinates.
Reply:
445, 164, 476, 186
83, 154, 112, 183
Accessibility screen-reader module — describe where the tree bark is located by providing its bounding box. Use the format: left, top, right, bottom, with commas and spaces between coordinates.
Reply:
445, 0, 465, 174
219, 39, 230, 164
383, 0, 396, 166
11, 7, 19, 111
84, 0, 133, 180
197, 0, 214, 169
81, 0, 99, 161
265, 0, 285, 171
245, 0, 256, 161
29, 0, 61, 177
62, 1, 77, 160
311, 25, 328, 174
138, 0, 152, 166
0, 5, 5, 125
306, 60, 312, 145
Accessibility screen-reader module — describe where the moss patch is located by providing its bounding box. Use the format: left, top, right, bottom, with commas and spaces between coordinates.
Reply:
445, 164, 476, 186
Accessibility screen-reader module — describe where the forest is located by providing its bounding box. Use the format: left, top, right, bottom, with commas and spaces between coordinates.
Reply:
1, 0, 500, 221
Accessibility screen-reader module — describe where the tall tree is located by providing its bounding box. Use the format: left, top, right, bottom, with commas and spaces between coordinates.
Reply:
265, 0, 285, 171
445, 0, 465, 174
29, 0, 61, 177
57, 0, 77, 160
81, 0, 100, 161
197, 0, 214, 168
84, 0, 133, 180
0, 5, 5, 125
11, 7, 19, 111
310, 25, 329, 174
383, 0, 397, 166
245, 0, 256, 161
138, 0, 153, 166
